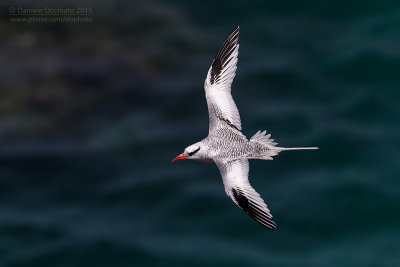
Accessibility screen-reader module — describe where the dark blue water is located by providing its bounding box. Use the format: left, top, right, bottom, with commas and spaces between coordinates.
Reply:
1, 0, 399, 266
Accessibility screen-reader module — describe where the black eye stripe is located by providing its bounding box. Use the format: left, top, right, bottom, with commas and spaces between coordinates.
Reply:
188, 147, 200, 156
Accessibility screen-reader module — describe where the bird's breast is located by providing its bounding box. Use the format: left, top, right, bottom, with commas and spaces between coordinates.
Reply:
206, 138, 251, 161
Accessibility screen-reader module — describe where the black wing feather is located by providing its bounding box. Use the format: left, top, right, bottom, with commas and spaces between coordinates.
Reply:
210, 26, 240, 85
232, 188, 276, 230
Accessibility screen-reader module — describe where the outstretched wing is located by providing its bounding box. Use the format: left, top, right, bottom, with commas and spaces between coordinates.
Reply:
204, 26, 242, 134
215, 158, 276, 230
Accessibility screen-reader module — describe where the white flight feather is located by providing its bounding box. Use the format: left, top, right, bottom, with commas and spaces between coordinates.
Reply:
216, 159, 273, 220
205, 45, 242, 132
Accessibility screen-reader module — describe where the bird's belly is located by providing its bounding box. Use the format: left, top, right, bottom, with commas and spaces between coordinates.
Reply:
210, 141, 252, 160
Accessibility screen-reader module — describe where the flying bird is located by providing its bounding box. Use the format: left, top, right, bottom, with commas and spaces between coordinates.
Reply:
172, 26, 318, 230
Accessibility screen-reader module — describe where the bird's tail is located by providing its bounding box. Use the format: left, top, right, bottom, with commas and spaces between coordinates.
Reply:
277, 147, 319, 151
249, 130, 318, 160
250, 130, 278, 147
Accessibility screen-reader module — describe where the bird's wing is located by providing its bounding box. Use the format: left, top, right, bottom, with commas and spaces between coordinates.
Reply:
204, 26, 242, 134
215, 158, 276, 230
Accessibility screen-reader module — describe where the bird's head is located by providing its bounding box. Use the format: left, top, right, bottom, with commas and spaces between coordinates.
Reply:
172, 143, 206, 162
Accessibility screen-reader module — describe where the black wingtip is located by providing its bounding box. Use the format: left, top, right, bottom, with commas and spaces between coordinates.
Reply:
232, 188, 277, 231
229, 26, 240, 39
210, 27, 240, 85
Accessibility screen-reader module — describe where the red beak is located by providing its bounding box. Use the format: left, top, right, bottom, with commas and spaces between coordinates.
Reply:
172, 153, 188, 162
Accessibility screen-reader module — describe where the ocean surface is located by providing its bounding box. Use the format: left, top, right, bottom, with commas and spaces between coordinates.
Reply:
1, 0, 399, 266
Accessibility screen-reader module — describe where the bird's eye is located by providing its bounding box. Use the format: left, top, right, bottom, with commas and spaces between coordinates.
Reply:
188, 147, 200, 156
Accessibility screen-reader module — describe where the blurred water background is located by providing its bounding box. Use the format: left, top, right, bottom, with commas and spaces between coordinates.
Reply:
0, 0, 399, 266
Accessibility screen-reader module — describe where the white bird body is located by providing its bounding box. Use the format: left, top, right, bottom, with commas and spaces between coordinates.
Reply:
172, 26, 318, 230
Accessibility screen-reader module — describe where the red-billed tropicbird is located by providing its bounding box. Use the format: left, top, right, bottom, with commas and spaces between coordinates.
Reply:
172, 26, 318, 230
